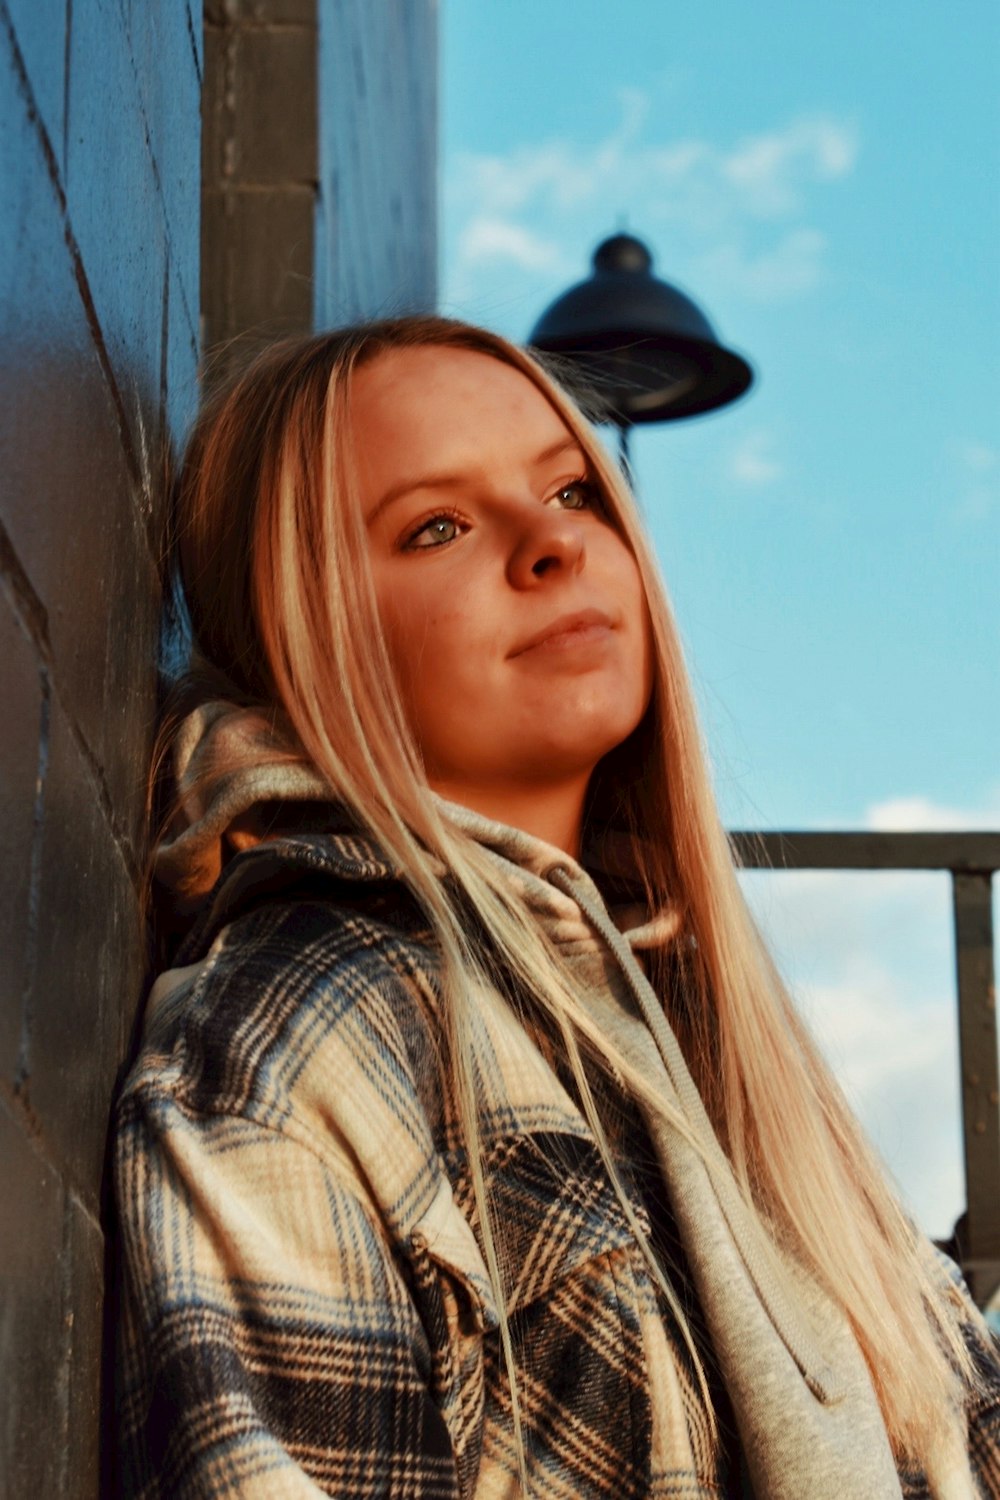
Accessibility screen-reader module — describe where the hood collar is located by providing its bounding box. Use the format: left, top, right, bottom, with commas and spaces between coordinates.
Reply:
155, 701, 668, 948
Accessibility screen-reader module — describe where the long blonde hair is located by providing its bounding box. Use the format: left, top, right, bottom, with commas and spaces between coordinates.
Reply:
167, 315, 973, 1476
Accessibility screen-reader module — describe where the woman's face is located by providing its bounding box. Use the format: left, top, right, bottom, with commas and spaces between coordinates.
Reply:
351, 345, 653, 808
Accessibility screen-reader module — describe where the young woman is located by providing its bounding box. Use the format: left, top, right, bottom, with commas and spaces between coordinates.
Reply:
114, 316, 999, 1499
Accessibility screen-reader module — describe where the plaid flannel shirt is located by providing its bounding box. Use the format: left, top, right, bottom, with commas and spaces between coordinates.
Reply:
113, 832, 1000, 1499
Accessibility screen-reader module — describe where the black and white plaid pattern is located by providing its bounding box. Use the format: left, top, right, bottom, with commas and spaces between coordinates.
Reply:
114, 835, 1000, 1498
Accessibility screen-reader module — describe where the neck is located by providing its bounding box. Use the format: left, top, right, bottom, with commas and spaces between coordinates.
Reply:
427, 775, 589, 860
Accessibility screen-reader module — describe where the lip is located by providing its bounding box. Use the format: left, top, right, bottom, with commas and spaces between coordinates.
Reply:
509, 607, 616, 657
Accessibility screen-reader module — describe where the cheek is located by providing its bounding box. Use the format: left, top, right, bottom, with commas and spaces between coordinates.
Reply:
376, 599, 497, 772
612, 547, 654, 672
375, 586, 476, 710
377, 604, 431, 707
618, 575, 656, 726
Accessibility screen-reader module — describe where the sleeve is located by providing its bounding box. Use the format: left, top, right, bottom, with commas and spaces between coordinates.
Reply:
113, 1086, 460, 1500
952, 1271, 1000, 1496
921, 1242, 1000, 1497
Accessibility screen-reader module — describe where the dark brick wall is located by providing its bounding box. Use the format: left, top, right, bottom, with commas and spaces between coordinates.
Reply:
0, 0, 200, 1491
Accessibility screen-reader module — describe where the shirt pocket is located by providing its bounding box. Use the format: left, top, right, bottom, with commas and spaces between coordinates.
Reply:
409, 1178, 500, 1496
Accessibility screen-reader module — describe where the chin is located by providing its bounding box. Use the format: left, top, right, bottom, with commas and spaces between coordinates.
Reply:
576, 693, 649, 752
526, 717, 647, 781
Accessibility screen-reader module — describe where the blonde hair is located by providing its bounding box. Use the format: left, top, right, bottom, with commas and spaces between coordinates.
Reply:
167, 315, 973, 1479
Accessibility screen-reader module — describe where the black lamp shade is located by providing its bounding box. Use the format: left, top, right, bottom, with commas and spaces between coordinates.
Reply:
529, 234, 753, 423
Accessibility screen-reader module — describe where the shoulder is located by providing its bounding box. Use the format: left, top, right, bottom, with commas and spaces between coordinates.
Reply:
120, 889, 448, 1190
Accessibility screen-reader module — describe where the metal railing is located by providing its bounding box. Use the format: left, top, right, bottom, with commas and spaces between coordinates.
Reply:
729, 830, 1000, 1308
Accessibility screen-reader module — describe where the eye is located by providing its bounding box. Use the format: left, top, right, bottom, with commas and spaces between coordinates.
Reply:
401, 511, 466, 550
552, 478, 601, 511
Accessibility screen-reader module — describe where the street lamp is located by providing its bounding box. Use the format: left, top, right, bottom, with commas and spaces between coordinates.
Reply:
528, 232, 753, 475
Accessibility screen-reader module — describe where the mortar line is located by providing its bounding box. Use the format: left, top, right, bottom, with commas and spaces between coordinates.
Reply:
14, 665, 50, 1094
1, 0, 170, 506
62, 0, 72, 177
1, 522, 145, 888
184, 0, 202, 86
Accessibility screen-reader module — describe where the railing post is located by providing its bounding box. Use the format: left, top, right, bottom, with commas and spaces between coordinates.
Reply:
952, 871, 1000, 1307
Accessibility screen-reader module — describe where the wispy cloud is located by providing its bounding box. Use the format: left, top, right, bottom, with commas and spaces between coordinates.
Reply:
446, 97, 860, 309
867, 787, 1000, 830
457, 218, 568, 274
739, 787, 1000, 1239
697, 227, 829, 301
960, 442, 998, 474
741, 864, 962, 1239
721, 116, 859, 217
728, 430, 785, 487
953, 441, 999, 522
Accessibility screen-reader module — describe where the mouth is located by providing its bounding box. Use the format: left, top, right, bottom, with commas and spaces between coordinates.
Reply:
509, 608, 616, 657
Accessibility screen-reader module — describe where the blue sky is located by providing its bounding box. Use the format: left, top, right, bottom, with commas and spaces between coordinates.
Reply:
440, 0, 999, 1240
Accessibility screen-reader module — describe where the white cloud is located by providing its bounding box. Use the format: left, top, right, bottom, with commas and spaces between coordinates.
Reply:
960, 442, 998, 474
739, 864, 964, 1239
457, 217, 567, 273
867, 788, 1000, 830
728, 430, 785, 486
722, 117, 859, 217
454, 144, 602, 216
446, 97, 860, 309
450, 108, 858, 227
697, 228, 828, 301
952, 441, 999, 522
953, 488, 997, 523
737, 788, 1000, 1240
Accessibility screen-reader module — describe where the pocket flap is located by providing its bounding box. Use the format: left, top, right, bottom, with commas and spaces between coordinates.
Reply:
414, 1134, 638, 1321
487, 1131, 637, 1313
411, 1179, 499, 1331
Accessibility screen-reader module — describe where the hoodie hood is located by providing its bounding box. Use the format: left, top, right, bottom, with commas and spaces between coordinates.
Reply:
154, 700, 672, 951
154, 701, 341, 909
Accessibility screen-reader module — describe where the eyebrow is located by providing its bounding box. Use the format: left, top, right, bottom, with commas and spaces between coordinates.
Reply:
365, 435, 586, 525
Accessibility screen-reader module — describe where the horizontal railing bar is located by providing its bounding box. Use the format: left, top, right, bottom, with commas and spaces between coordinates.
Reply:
729, 830, 1000, 873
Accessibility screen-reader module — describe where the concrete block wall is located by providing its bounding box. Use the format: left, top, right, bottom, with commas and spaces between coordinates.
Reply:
203, 0, 319, 355
315, 0, 437, 324
1, 0, 436, 1489
0, 0, 200, 1491
203, 0, 436, 370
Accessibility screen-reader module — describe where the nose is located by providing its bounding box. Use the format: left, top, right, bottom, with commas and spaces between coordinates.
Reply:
506, 504, 586, 588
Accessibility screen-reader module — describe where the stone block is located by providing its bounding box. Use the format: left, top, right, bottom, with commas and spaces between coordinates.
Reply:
96, 483, 162, 847
65, 0, 168, 501
5, 0, 70, 176
0, 597, 43, 1080
187, 0, 204, 77
206, 25, 317, 187
164, 258, 201, 475
202, 185, 315, 352
0, 52, 161, 848
0, 1101, 69, 1493
201, 21, 231, 195
0, 20, 79, 340
64, 1195, 104, 1496
314, 0, 437, 325
0, 299, 159, 852
206, 0, 316, 24
25, 698, 144, 1209
123, 0, 201, 330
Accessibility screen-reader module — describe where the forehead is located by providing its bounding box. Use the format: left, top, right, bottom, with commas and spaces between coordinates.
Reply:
347, 345, 573, 485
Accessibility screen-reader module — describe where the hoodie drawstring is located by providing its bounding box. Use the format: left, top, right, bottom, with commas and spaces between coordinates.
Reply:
544, 860, 845, 1406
